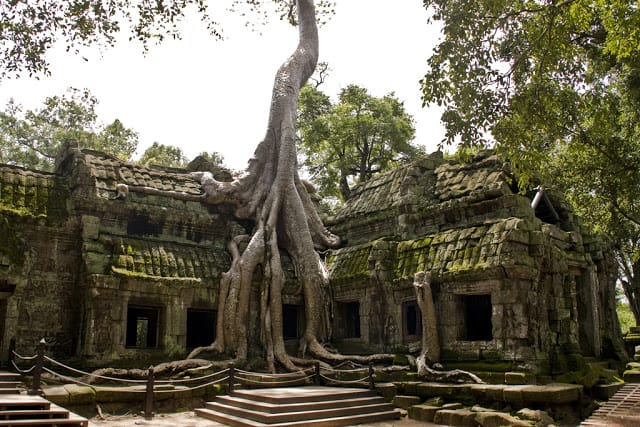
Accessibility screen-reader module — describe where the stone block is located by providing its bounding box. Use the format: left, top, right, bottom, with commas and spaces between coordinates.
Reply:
94, 386, 145, 403
392, 394, 421, 409
43, 386, 69, 406
520, 383, 582, 403
470, 384, 506, 402
516, 408, 555, 425
64, 384, 96, 405
623, 369, 640, 383
375, 382, 397, 402
434, 408, 476, 426
475, 411, 531, 427
504, 372, 534, 385
408, 404, 439, 422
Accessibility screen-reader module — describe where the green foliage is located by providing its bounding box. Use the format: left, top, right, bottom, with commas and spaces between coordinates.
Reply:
138, 142, 188, 168
0, 88, 138, 171
297, 84, 419, 202
618, 301, 635, 335
422, 0, 640, 324
0, 0, 336, 80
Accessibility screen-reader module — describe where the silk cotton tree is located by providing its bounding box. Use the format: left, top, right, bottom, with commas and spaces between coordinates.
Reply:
1, 0, 393, 371
186, 0, 393, 371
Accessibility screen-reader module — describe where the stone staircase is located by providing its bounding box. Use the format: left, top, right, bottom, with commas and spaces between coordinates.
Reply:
0, 372, 22, 395
0, 371, 88, 427
196, 386, 401, 427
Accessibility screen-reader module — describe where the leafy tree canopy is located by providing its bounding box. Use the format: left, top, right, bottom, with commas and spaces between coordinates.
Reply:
297, 84, 420, 203
0, 0, 335, 79
0, 87, 138, 171
421, 0, 640, 323
138, 141, 188, 168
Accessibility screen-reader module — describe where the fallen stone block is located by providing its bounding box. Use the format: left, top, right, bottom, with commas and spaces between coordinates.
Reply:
434, 408, 476, 426
475, 411, 531, 427
408, 404, 439, 422
392, 394, 421, 409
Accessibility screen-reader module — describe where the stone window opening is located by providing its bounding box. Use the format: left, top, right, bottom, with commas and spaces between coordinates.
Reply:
530, 187, 560, 225
402, 301, 422, 342
126, 305, 161, 349
461, 294, 493, 341
282, 304, 302, 340
186, 308, 216, 349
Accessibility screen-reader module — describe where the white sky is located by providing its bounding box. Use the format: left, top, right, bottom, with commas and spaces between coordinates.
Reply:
0, 1, 444, 171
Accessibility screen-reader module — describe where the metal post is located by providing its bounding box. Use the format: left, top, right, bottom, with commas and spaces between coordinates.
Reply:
7, 337, 15, 371
368, 362, 375, 390
144, 366, 155, 420
314, 361, 321, 386
227, 362, 235, 395
28, 338, 46, 395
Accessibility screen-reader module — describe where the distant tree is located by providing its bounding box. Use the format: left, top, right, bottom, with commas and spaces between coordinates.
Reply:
0, 88, 138, 171
196, 151, 225, 167
297, 84, 419, 202
138, 142, 188, 168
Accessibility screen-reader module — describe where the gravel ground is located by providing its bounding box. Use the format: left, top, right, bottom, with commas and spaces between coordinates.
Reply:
88, 412, 442, 426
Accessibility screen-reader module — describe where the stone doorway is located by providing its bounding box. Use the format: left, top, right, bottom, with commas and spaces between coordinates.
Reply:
186, 308, 216, 349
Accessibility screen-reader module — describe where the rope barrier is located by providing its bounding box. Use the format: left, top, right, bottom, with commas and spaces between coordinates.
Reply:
44, 357, 146, 384
319, 373, 368, 385
11, 351, 37, 362
153, 376, 231, 394
235, 375, 312, 387
16, 341, 377, 397
10, 360, 35, 374
320, 366, 368, 373
235, 367, 315, 377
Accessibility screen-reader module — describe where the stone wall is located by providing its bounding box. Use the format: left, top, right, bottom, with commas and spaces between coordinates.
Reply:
326, 151, 625, 374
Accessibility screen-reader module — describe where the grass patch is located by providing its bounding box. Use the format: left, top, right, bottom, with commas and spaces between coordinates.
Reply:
617, 301, 636, 334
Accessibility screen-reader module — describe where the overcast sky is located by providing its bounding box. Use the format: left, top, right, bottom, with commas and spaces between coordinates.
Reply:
0, 1, 444, 171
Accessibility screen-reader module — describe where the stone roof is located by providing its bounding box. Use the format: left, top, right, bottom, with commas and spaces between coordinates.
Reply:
0, 164, 60, 218
78, 149, 204, 200
326, 151, 594, 284
105, 235, 227, 282
334, 152, 510, 222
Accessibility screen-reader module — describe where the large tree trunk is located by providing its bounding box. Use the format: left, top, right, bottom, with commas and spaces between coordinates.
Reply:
413, 271, 440, 372
413, 271, 483, 383
188, 0, 392, 370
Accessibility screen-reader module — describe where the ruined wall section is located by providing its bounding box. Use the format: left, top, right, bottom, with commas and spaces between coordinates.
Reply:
55, 146, 244, 361
0, 164, 81, 357
327, 151, 622, 374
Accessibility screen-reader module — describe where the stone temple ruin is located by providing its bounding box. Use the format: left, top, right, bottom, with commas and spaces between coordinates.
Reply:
0, 145, 626, 378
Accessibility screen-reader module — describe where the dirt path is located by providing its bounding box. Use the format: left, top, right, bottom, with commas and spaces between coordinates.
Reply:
88, 411, 442, 426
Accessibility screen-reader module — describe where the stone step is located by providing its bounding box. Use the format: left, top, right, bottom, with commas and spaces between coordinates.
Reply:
231, 386, 373, 404
196, 407, 400, 427
196, 386, 400, 427
214, 394, 387, 414
0, 395, 88, 427
0, 408, 70, 420
205, 400, 395, 424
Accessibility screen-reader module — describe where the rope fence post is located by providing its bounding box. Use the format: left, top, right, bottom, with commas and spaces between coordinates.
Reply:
227, 362, 235, 395
144, 366, 155, 420
314, 361, 321, 386
368, 362, 375, 390
28, 338, 46, 395
6, 337, 15, 371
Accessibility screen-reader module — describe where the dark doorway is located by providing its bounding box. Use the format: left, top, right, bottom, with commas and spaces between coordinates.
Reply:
186, 309, 216, 349
282, 305, 301, 340
126, 306, 160, 348
343, 302, 361, 338
463, 295, 493, 341
403, 301, 422, 341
